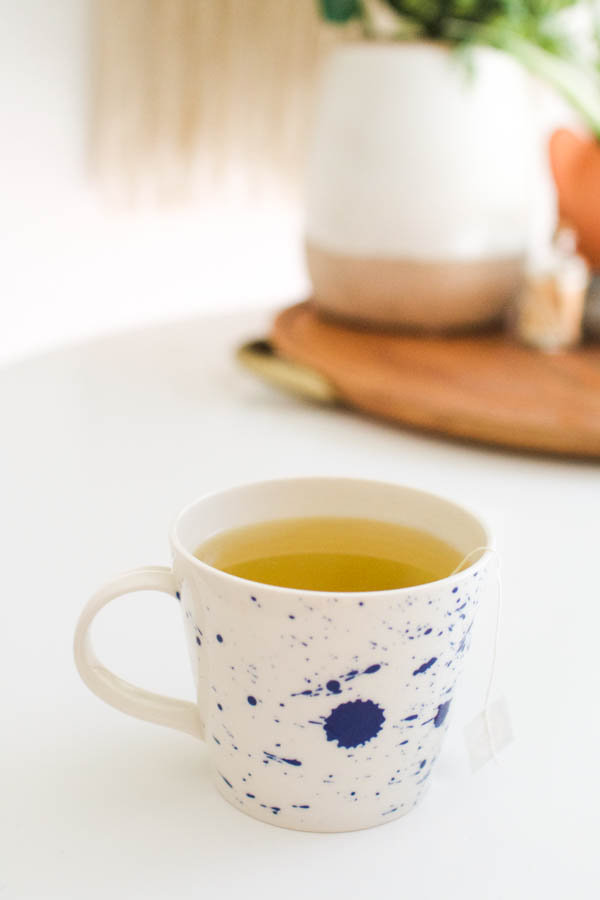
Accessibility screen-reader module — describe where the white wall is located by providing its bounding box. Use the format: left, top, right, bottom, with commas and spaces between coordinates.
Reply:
0, 0, 309, 365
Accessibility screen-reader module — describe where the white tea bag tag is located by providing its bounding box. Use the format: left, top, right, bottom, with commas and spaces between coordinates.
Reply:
464, 696, 513, 773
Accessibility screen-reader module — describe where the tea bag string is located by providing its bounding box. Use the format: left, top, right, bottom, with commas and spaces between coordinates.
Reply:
451, 546, 502, 764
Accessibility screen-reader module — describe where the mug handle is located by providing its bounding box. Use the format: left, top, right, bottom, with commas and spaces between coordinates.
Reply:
74, 566, 204, 740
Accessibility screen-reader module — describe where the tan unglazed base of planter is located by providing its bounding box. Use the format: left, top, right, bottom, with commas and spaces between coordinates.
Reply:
306, 241, 525, 332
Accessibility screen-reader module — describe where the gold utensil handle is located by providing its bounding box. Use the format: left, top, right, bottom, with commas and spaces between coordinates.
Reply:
236, 339, 340, 405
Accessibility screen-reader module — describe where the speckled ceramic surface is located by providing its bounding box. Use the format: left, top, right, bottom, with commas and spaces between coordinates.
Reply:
75, 478, 492, 833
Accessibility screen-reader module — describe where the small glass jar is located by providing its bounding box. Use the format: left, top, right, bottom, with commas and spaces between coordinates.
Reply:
513, 228, 588, 352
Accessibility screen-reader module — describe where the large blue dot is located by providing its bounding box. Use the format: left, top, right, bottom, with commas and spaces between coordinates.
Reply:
247, 695, 257, 706
323, 699, 385, 749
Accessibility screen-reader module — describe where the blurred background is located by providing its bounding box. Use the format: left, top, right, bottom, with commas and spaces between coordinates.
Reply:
0, 0, 593, 365
1, 0, 316, 364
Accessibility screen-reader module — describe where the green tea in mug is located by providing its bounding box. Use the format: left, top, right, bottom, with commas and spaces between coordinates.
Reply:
195, 517, 462, 592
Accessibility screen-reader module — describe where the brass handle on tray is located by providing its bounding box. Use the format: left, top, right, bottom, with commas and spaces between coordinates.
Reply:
236, 339, 340, 405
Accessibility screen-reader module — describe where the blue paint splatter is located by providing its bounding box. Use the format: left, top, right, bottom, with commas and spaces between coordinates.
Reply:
251, 596, 257, 602
217, 703, 223, 711
434, 700, 451, 728
419, 759, 427, 769
403, 714, 418, 721
195, 636, 202, 646
424, 628, 432, 635
175, 591, 181, 601
289, 614, 295, 619
271, 807, 280, 815
247, 695, 257, 706
323, 699, 385, 749
246, 792, 255, 798
292, 804, 310, 809
213, 736, 221, 745
221, 774, 233, 788
413, 657, 437, 676
263, 751, 302, 766
452, 587, 458, 593
364, 664, 381, 674
399, 739, 409, 745
293, 663, 385, 698
216, 634, 223, 643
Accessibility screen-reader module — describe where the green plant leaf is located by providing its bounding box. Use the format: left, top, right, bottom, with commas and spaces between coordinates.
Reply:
318, 0, 361, 23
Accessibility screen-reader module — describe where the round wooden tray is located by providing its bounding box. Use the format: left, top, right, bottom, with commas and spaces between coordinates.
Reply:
251, 301, 600, 458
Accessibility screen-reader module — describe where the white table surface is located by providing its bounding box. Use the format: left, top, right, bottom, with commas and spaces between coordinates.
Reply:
1, 310, 598, 900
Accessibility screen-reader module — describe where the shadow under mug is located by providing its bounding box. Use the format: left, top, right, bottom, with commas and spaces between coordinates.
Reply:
74, 477, 492, 832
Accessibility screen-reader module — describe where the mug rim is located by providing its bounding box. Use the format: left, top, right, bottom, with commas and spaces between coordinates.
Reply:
169, 476, 493, 598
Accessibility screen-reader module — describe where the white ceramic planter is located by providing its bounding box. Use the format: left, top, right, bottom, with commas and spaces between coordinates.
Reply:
305, 42, 537, 330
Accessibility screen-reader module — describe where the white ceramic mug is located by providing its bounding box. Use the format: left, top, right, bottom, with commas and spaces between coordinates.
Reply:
74, 478, 492, 832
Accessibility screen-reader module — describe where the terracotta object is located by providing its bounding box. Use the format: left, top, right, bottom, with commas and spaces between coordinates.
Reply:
549, 129, 600, 268
269, 302, 600, 457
